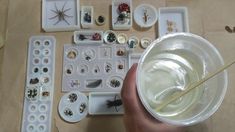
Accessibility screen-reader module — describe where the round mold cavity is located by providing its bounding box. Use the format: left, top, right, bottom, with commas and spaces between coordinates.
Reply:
40, 75, 50, 85
37, 124, 46, 132
43, 40, 51, 47
42, 67, 49, 73
58, 91, 88, 123
82, 48, 96, 61
33, 57, 41, 65
33, 40, 42, 47
28, 114, 37, 122
66, 48, 78, 60
39, 104, 48, 112
92, 65, 100, 74
32, 66, 40, 74
42, 57, 50, 65
27, 124, 36, 132
33, 49, 41, 56
107, 76, 123, 89
128, 36, 139, 49
104, 30, 117, 44
42, 48, 51, 56
78, 64, 89, 75
67, 93, 78, 103
38, 114, 47, 122
28, 104, 37, 112
65, 64, 74, 75
117, 33, 128, 44
140, 37, 152, 49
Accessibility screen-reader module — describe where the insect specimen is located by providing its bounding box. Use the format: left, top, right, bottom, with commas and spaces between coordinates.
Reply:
96, 15, 105, 25
42, 91, 50, 97
67, 50, 77, 59
30, 78, 39, 84
86, 79, 102, 88
118, 64, 124, 70
64, 108, 73, 116
68, 93, 78, 103
105, 63, 112, 73
27, 89, 38, 99
43, 67, 48, 73
143, 9, 150, 23
33, 67, 39, 73
115, 3, 130, 25
84, 12, 91, 23
224, 26, 235, 33
106, 95, 123, 112
43, 77, 50, 83
70, 80, 80, 88
166, 20, 178, 33
110, 79, 121, 88
79, 103, 86, 113
107, 32, 116, 43
117, 49, 125, 56
49, 2, 73, 25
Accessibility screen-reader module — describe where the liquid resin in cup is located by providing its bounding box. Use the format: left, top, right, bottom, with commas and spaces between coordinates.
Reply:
137, 33, 228, 125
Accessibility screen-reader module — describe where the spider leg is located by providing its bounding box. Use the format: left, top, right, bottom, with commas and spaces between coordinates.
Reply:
50, 9, 58, 14
53, 19, 61, 25
54, 2, 59, 12
63, 18, 70, 25
49, 14, 59, 19
64, 13, 73, 18
62, 1, 67, 12
115, 105, 118, 112
63, 8, 72, 13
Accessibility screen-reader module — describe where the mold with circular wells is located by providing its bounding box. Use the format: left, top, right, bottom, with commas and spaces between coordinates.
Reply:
37, 124, 46, 132
39, 104, 48, 112
27, 124, 36, 132
66, 48, 78, 60
65, 64, 74, 75
78, 64, 89, 74
82, 48, 96, 61
107, 76, 123, 89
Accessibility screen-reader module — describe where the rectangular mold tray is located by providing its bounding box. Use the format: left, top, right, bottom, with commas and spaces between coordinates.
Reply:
128, 53, 141, 68
89, 92, 124, 115
21, 36, 56, 132
73, 30, 103, 44
158, 7, 189, 37
112, 0, 132, 30
62, 44, 129, 92
81, 6, 94, 28
42, 0, 80, 32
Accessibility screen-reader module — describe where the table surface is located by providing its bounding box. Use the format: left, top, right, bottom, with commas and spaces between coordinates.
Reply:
1, 0, 235, 132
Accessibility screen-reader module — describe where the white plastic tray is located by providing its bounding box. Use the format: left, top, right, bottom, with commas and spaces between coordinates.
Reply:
81, 6, 94, 28
112, 0, 132, 30
128, 53, 141, 68
158, 7, 189, 37
89, 92, 124, 115
42, 0, 80, 32
21, 36, 56, 132
62, 44, 129, 92
73, 30, 103, 45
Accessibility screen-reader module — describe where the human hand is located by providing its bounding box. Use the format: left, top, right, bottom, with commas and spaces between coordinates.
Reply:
121, 64, 185, 132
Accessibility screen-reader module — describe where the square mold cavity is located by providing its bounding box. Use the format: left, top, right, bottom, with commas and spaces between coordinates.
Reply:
128, 53, 141, 68
42, 0, 80, 32
89, 92, 124, 115
81, 6, 94, 28
158, 7, 189, 37
73, 30, 103, 44
112, 0, 132, 30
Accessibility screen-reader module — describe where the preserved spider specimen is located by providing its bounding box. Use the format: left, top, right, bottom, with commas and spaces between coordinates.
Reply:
106, 95, 122, 112
49, 2, 73, 25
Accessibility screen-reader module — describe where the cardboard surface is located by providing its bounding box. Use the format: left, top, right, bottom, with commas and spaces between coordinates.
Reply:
0, 0, 235, 132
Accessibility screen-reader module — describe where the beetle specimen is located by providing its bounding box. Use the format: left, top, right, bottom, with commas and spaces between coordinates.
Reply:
30, 78, 39, 84
106, 95, 123, 112
110, 79, 121, 88
64, 108, 73, 116
49, 2, 73, 25
79, 103, 86, 113
42, 91, 50, 97
105, 64, 112, 73
27, 89, 38, 99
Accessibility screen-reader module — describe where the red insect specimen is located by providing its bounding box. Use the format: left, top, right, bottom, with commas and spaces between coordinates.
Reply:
118, 3, 130, 13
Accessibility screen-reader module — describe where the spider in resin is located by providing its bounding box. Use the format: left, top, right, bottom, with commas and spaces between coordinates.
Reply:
49, 2, 73, 25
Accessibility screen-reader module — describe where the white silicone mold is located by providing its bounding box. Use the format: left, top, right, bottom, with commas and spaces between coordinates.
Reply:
42, 0, 80, 32
21, 36, 56, 132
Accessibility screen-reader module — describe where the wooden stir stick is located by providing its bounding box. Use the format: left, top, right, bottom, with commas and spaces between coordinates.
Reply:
156, 59, 235, 112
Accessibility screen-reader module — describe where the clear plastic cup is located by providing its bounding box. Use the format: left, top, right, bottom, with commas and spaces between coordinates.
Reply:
136, 33, 228, 126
